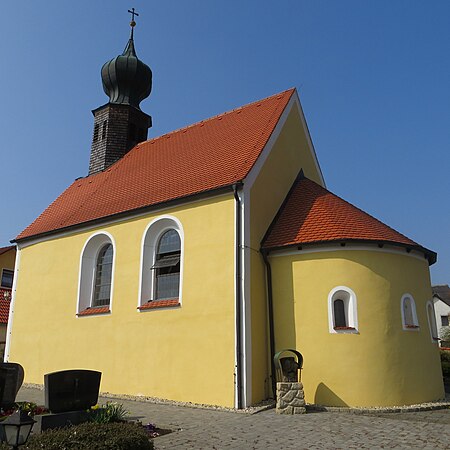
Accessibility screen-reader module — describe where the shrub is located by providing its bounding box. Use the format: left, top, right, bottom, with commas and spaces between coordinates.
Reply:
88, 402, 129, 424
440, 349, 450, 378
24, 422, 153, 450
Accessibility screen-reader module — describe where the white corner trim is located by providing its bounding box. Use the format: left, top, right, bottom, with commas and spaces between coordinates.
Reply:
327, 286, 359, 334
400, 293, 420, 331
244, 92, 325, 189
294, 90, 326, 187
76, 231, 116, 315
4, 246, 21, 362
138, 215, 184, 309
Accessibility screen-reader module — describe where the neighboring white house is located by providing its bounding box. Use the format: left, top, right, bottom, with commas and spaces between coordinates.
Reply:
432, 285, 450, 346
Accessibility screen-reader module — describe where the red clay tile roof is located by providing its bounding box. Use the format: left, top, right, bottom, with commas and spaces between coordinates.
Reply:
262, 175, 436, 263
16, 89, 295, 241
0, 289, 11, 324
0, 246, 14, 256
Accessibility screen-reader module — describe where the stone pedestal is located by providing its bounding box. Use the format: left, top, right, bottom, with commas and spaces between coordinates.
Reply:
35, 411, 89, 433
276, 382, 306, 414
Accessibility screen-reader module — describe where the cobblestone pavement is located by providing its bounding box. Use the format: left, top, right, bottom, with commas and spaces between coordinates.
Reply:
17, 387, 450, 449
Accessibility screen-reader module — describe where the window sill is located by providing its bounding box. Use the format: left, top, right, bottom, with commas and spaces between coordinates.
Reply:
77, 306, 110, 316
138, 299, 180, 311
404, 324, 419, 329
334, 326, 355, 331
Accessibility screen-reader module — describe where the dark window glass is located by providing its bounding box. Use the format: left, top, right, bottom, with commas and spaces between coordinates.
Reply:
333, 299, 347, 328
153, 230, 181, 300
442, 315, 449, 327
0, 270, 13, 289
101, 120, 107, 140
93, 123, 100, 142
92, 244, 113, 307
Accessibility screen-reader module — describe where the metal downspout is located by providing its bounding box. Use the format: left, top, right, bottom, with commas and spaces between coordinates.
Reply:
262, 250, 277, 399
233, 184, 243, 409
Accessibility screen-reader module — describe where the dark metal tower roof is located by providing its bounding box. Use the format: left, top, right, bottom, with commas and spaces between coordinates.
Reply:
101, 23, 152, 109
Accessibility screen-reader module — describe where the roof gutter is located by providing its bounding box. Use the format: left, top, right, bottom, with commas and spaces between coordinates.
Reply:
12, 184, 236, 245
262, 239, 437, 266
232, 182, 244, 409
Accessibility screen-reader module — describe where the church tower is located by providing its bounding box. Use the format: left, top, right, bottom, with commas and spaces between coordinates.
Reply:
89, 10, 152, 175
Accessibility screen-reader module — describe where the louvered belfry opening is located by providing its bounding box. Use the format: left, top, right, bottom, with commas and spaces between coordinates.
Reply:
89, 104, 151, 175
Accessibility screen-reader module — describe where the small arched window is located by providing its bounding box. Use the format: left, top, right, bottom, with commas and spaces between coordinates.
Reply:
153, 230, 181, 300
401, 294, 419, 330
426, 301, 439, 343
328, 286, 358, 333
92, 244, 113, 307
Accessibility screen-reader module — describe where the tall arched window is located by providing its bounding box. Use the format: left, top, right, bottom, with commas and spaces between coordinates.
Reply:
328, 286, 358, 333
92, 244, 113, 307
139, 216, 183, 310
153, 230, 181, 300
401, 294, 419, 330
78, 232, 115, 316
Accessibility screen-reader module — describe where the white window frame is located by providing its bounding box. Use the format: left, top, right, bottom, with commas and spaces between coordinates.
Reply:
426, 300, 439, 344
328, 286, 358, 334
77, 232, 116, 314
400, 294, 419, 331
138, 216, 184, 309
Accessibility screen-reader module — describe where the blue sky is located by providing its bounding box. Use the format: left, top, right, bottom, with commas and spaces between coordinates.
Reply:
0, 1, 448, 283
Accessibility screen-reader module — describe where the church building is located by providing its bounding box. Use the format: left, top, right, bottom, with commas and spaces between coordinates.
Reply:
6, 18, 444, 409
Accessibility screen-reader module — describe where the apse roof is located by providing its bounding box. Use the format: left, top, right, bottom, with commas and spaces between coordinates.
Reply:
16, 89, 295, 241
262, 174, 436, 264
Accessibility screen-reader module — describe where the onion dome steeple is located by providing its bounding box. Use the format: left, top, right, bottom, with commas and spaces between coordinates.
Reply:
88, 9, 152, 176
101, 10, 152, 109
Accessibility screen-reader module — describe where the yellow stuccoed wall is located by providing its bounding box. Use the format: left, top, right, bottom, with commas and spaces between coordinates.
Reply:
269, 248, 445, 407
9, 195, 236, 407
249, 103, 324, 403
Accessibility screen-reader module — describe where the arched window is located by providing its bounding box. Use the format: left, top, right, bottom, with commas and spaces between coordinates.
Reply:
92, 244, 113, 307
401, 294, 419, 330
77, 232, 115, 315
153, 230, 181, 300
328, 286, 358, 333
426, 301, 439, 343
139, 216, 183, 310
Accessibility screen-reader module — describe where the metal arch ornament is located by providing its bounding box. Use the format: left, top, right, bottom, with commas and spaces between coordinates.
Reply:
273, 349, 303, 382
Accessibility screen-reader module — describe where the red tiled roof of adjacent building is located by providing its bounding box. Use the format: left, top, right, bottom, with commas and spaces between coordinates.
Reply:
16, 89, 296, 241
262, 175, 436, 263
0, 289, 11, 324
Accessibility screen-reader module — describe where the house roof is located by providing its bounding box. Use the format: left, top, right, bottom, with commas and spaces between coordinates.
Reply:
16, 88, 296, 241
0, 246, 14, 256
261, 174, 436, 264
432, 285, 450, 306
0, 290, 11, 324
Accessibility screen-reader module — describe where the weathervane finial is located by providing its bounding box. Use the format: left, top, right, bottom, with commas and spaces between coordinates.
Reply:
128, 8, 139, 38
